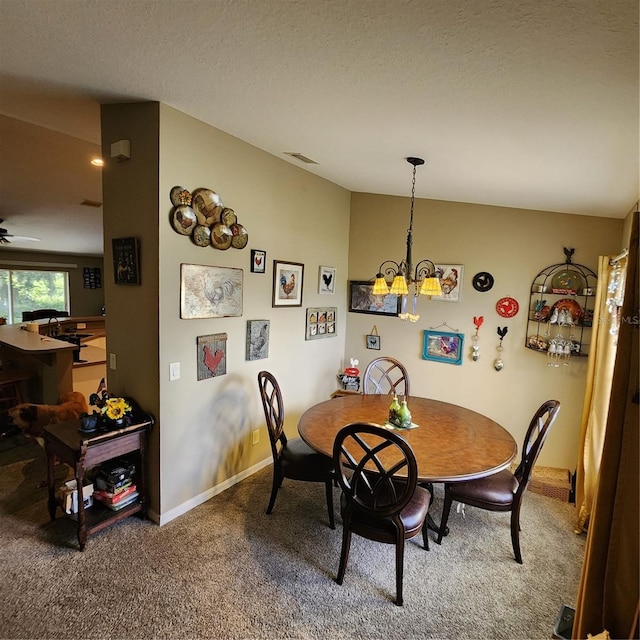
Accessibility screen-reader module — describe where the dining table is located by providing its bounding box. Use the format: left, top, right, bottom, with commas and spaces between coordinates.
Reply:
298, 394, 518, 534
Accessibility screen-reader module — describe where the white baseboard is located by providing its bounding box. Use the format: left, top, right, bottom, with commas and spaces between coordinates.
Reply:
146, 456, 272, 526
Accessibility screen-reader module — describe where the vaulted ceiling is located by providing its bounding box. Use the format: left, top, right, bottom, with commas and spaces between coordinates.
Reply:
0, 0, 637, 255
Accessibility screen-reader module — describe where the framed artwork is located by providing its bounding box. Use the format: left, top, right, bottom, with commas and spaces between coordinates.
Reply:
348, 280, 400, 317
180, 263, 243, 319
246, 320, 270, 360
318, 266, 336, 294
366, 334, 381, 350
112, 237, 140, 285
250, 249, 266, 273
306, 307, 336, 340
273, 260, 304, 307
197, 333, 227, 380
422, 330, 464, 365
432, 264, 464, 302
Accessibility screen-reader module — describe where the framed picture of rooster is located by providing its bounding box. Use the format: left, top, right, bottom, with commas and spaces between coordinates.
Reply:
318, 266, 336, 294
422, 330, 464, 365
431, 264, 464, 302
306, 307, 336, 340
273, 260, 304, 307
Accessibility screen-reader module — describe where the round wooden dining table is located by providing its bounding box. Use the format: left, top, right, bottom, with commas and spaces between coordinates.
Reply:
298, 394, 518, 484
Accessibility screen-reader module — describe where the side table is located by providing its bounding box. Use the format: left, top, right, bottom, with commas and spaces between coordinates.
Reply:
44, 418, 152, 550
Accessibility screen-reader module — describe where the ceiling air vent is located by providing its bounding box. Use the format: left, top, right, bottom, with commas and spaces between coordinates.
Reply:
284, 152, 318, 165
81, 199, 102, 208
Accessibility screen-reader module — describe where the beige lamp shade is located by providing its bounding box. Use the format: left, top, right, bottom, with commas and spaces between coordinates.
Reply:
389, 275, 409, 295
419, 277, 443, 296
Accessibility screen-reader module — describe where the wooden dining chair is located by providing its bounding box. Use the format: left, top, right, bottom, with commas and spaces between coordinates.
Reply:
436, 399, 561, 563
332, 422, 431, 606
362, 357, 410, 396
257, 371, 335, 528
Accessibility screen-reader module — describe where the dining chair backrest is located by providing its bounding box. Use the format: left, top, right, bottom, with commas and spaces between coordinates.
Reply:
362, 357, 410, 396
513, 399, 561, 495
333, 422, 418, 519
257, 370, 287, 460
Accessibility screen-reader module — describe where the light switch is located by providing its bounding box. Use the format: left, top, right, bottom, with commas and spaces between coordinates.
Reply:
169, 362, 180, 381
109, 353, 116, 370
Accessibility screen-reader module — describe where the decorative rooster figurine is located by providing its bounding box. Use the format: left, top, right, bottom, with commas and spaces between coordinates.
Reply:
494, 326, 508, 371
471, 316, 484, 361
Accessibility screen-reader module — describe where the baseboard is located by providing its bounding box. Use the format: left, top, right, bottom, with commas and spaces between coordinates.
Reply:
147, 456, 272, 526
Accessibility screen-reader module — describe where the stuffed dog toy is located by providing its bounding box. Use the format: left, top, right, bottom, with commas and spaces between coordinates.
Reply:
9, 391, 89, 446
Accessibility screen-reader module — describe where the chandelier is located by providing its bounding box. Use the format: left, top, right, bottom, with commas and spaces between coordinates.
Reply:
372, 157, 442, 321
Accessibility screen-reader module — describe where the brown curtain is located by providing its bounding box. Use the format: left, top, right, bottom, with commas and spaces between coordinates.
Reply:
573, 211, 639, 639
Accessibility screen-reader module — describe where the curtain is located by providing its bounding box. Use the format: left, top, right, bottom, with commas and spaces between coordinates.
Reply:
574, 255, 624, 533
573, 211, 639, 639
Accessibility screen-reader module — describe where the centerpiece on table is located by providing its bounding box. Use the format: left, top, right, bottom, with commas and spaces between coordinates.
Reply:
79, 389, 133, 433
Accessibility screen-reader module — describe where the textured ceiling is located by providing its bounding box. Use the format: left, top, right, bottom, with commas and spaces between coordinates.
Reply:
0, 0, 638, 255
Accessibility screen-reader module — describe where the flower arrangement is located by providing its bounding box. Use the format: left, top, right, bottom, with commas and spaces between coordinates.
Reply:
101, 397, 132, 422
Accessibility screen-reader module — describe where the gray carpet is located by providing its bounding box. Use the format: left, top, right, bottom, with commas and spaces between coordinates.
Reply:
0, 434, 585, 640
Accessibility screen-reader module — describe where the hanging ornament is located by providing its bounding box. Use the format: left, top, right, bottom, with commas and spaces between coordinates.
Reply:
472, 272, 494, 292
471, 315, 484, 361
494, 326, 508, 371
496, 296, 519, 318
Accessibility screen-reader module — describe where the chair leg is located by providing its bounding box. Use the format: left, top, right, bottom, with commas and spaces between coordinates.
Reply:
395, 535, 405, 606
436, 486, 454, 544
511, 504, 523, 564
266, 467, 282, 515
421, 521, 430, 550
336, 523, 352, 585
325, 478, 335, 529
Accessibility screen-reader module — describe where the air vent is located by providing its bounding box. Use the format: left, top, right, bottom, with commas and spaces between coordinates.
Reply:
81, 199, 102, 208
284, 152, 318, 165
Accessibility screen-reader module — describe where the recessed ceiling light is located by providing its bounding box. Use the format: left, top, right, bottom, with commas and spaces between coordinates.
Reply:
90, 157, 104, 167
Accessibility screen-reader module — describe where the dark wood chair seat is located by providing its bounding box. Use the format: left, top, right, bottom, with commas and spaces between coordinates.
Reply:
436, 399, 561, 563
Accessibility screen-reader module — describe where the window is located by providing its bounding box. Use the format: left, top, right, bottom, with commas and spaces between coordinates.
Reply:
0, 269, 69, 324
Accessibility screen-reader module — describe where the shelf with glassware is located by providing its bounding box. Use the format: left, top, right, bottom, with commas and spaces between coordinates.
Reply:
525, 253, 597, 365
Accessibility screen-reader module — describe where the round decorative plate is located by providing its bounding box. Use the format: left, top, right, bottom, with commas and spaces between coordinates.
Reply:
192, 225, 211, 247
191, 188, 224, 226
170, 185, 192, 207
551, 269, 584, 293
472, 271, 494, 292
210, 223, 233, 250
221, 208, 237, 227
496, 296, 519, 318
171, 205, 197, 235
230, 223, 248, 249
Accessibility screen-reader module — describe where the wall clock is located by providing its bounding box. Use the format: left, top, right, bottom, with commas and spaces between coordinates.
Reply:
496, 296, 519, 318
472, 272, 494, 292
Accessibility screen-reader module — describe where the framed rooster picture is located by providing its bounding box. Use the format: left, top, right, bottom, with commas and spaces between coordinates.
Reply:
431, 264, 464, 302
197, 333, 227, 380
318, 266, 336, 294
422, 330, 464, 365
273, 260, 304, 307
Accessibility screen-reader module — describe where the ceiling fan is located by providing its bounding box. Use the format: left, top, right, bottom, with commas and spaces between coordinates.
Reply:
0, 219, 40, 244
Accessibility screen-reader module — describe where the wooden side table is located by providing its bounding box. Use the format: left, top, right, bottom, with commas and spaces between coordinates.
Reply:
44, 418, 153, 550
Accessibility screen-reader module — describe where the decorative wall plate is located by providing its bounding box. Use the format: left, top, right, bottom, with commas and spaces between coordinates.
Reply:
550, 298, 582, 324
472, 272, 494, 292
192, 224, 211, 247
551, 269, 584, 293
170, 185, 192, 207
496, 296, 519, 318
172, 205, 197, 235
221, 208, 237, 226
210, 223, 233, 250
230, 223, 248, 249
192, 188, 224, 226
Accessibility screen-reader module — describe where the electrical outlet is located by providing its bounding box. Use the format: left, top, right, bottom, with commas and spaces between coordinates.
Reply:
109, 353, 116, 370
252, 429, 260, 445
169, 362, 180, 381
77, 322, 86, 329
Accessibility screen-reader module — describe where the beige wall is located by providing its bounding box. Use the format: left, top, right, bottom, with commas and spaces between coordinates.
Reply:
0, 249, 104, 319
346, 193, 624, 469
102, 102, 350, 521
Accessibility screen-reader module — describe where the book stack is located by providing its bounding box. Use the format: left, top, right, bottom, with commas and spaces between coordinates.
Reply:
93, 459, 138, 511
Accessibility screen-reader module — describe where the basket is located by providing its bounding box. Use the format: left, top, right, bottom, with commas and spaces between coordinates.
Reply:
529, 466, 571, 502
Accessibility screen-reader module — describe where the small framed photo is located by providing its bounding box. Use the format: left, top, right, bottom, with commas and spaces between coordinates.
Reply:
422, 330, 464, 365
273, 260, 304, 307
112, 237, 140, 285
432, 264, 464, 302
348, 280, 400, 317
318, 266, 336, 294
306, 307, 336, 340
366, 334, 381, 350
250, 249, 266, 274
